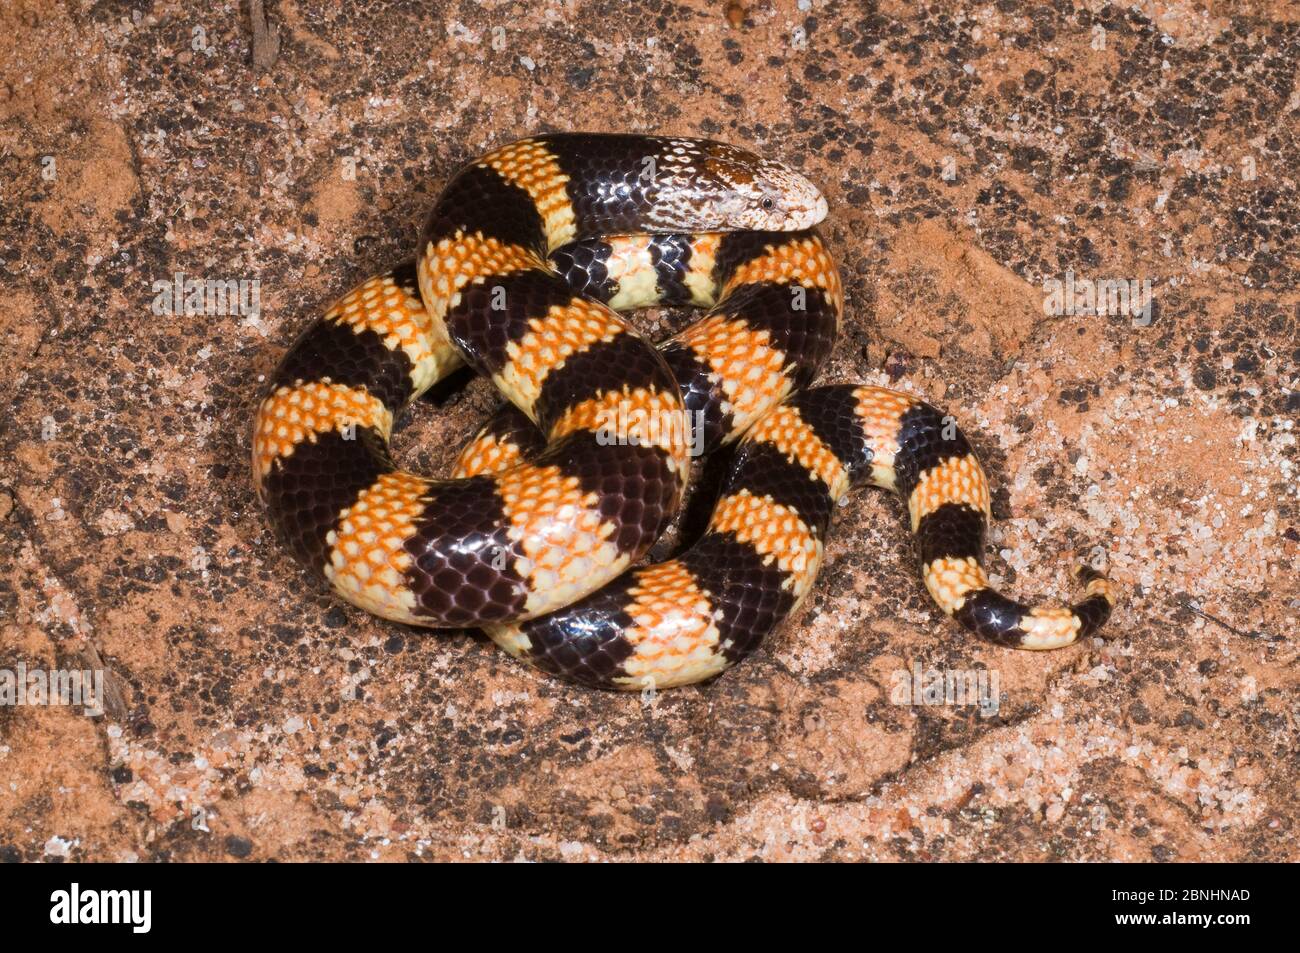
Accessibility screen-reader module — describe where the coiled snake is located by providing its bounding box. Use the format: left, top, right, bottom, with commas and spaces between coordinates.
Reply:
253, 133, 1115, 690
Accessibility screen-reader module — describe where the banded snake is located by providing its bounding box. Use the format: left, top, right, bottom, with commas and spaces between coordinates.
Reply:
253, 133, 1115, 689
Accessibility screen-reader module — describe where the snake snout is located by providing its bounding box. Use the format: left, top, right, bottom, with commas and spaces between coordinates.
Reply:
789, 189, 829, 230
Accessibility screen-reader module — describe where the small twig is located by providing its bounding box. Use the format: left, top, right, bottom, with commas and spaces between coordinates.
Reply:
1180, 597, 1283, 643
249, 0, 280, 73
75, 642, 130, 720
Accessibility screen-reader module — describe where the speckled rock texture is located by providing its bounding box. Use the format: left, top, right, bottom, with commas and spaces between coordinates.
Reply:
1, 0, 1295, 862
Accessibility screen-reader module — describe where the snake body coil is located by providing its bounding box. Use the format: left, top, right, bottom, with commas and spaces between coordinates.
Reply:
254, 133, 1114, 690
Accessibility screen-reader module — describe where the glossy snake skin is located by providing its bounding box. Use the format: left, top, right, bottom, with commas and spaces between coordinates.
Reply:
253, 133, 1115, 690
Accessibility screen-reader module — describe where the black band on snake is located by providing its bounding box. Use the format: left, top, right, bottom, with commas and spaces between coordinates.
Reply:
253, 133, 1115, 691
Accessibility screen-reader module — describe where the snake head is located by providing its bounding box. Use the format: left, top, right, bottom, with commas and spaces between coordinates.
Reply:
695, 141, 828, 231
650, 138, 828, 232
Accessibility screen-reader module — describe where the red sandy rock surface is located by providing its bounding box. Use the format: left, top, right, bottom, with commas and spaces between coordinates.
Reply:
0, 1, 1295, 862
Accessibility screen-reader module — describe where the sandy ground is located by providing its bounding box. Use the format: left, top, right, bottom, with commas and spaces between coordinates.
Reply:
0, 0, 1295, 862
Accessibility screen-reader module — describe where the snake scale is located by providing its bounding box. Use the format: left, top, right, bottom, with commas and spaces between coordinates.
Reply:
252, 133, 1115, 690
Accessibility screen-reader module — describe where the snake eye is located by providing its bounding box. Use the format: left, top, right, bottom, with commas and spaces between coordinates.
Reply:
761, 197, 775, 210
